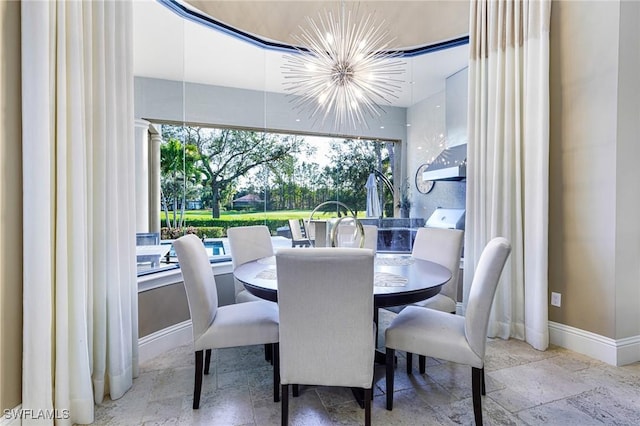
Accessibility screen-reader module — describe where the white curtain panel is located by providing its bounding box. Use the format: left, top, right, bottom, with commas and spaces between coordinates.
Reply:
21, 1, 137, 424
465, 0, 550, 351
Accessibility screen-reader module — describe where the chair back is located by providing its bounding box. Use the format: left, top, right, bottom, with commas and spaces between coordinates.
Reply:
228, 225, 275, 300
288, 219, 305, 241
464, 237, 511, 358
173, 234, 219, 343
228, 225, 274, 269
276, 247, 375, 388
362, 225, 378, 252
411, 227, 464, 302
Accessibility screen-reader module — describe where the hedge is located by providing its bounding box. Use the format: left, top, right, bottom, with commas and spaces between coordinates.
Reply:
161, 219, 289, 240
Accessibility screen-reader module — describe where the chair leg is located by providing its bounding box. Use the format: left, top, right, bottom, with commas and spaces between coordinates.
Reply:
204, 349, 212, 375
419, 355, 426, 374
471, 367, 483, 426
281, 384, 289, 426
373, 308, 379, 348
193, 350, 204, 409
273, 343, 280, 402
293, 384, 300, 397
406, 352, 413, 374
371, 376, 375, 401
386, 348, 395, 410
265, 343, 272, 363
364, 388, 372, 426
481, 367, 486, 395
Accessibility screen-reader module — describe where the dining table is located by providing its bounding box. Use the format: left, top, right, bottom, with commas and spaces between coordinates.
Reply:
233, 252, 452, 311
234, 252, 452, 342
233, 251, 452, 407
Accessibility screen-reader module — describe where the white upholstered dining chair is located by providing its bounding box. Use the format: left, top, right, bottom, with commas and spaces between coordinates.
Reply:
276, 247, 376, 426
404, 227, 464, 373
411, 227, 464, 313
384, 237, 511, 426
227, 225, 274, 303
361, 224, 379, 252
363, 225, 378, 252
173, 234, 280, 409
227, 225, 279, 362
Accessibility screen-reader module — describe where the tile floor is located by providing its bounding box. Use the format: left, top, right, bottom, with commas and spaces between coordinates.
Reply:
91, 310, 640, 425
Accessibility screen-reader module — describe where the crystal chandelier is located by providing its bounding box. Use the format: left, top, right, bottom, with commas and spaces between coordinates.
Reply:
282, 4, 405, 130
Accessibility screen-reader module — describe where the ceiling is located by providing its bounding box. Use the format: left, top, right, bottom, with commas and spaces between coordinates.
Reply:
133, 0, 470, 107
182, 1, 470, 50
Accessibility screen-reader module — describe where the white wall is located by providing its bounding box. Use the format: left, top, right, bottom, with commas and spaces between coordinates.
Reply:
134, 77, 408, 143
405, 72, 467, 223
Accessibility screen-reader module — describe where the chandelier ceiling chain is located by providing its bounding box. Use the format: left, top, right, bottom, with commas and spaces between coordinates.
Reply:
282, 3, 405, 130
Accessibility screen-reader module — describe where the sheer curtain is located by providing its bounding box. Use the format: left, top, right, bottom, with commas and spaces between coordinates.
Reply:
21, 1, 137, 424
464, 0, 550, 351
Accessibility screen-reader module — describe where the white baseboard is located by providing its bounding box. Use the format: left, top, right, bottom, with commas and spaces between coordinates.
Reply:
549, 321, 640, 366
1, 405, 22, 426
139, 315, 640, 369
423, 308, 639, 366
138, 320, 192, 364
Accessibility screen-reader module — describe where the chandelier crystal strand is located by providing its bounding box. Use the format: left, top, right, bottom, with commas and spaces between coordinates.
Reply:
282, 5, 405, 130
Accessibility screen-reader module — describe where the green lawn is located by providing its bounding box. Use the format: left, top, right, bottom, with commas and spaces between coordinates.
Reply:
163, 209, 314, 222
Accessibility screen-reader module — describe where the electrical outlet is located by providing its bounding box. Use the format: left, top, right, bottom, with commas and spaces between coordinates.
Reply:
551, 292, 562, 307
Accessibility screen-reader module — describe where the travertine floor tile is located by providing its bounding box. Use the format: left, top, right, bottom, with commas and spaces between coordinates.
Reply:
89, 313, 640, 426
488, 358, 593, 406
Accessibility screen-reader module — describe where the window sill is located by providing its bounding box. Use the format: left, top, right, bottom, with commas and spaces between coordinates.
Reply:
137, 258, 234, 293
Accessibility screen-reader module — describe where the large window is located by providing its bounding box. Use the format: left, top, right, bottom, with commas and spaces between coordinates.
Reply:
160, 123, 396, 219
136, 124, 398, 273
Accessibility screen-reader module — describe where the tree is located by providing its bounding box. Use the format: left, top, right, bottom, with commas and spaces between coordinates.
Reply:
323, 139, 389, 214
296, 161, 324, 209
179, 126, 302, 218
160, 138, 201, 230
268, 154, 296, 210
